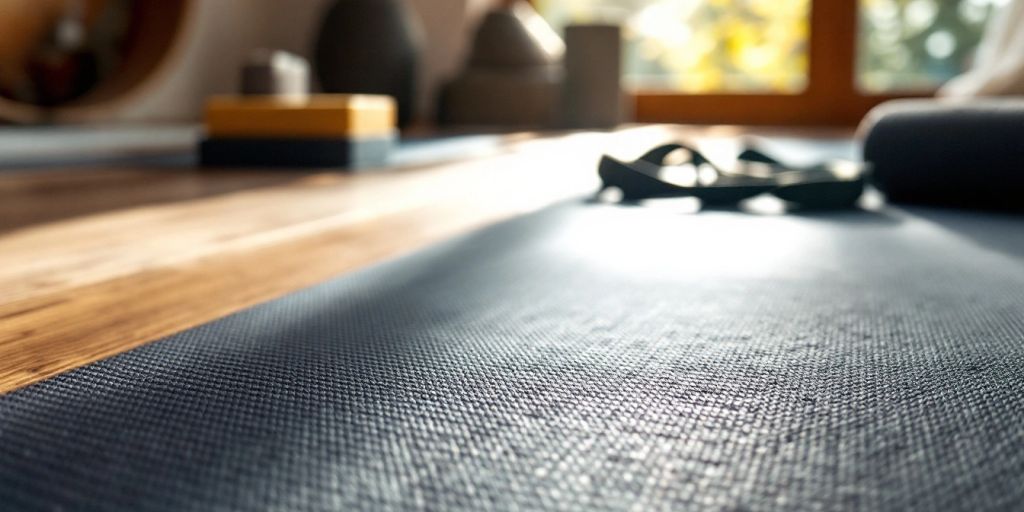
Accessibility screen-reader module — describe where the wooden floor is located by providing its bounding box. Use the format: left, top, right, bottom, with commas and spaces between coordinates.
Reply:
0, 125, 853, 394
0, 126, 695, 394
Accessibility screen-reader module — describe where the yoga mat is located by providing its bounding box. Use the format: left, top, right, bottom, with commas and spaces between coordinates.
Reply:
1, 202, 1023, 510
861, 99, 1024, 210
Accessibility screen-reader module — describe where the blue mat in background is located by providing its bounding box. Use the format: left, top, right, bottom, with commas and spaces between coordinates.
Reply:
0, 125, 510, 170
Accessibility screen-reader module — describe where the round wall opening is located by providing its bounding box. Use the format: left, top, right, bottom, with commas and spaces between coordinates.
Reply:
0, 0, 189, 123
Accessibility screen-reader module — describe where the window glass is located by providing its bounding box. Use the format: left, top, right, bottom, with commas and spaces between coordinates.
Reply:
857, 0, 1003, 92
535, 0, 811, 94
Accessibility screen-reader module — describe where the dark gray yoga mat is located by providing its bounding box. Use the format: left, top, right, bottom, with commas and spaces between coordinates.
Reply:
862, 99, 1024, 210
1, 201, 1023, 510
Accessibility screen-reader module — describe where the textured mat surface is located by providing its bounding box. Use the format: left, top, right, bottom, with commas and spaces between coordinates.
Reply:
1, 202, 1023, 511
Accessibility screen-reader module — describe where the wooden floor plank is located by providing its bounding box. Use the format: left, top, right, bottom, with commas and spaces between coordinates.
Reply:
0, 127, 681, 393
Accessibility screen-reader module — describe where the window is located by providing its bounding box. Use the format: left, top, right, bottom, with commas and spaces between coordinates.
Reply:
858, 0, 1002, 92
536, 0, 1002, 125
538, 0, 811, 94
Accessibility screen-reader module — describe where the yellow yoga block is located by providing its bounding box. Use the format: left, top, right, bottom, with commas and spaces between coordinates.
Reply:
204, 94, 397, 138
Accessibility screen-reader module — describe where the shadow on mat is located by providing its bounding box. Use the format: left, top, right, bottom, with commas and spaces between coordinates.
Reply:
585, 193, 904, 227
908, 206, 1024, 263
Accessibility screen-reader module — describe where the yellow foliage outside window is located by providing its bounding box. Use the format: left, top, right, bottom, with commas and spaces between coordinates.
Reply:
536, 0, 810, 93
537, 0, 996, 94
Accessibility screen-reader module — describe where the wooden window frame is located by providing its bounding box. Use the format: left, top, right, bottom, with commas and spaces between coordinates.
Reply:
627, 0, 929, 126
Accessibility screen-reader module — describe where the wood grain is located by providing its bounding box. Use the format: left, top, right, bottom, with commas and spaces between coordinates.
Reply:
0, 126, 691, 394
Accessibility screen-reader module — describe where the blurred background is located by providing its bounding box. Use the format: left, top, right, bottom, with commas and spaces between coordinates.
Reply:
0, 0, 1015, 128
539, 0, 1001, 93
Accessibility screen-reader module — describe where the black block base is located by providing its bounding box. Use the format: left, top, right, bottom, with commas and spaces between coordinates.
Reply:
199, 135, 395, 169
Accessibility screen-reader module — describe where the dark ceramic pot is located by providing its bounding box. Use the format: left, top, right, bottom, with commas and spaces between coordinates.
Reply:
313, 0, 422, 126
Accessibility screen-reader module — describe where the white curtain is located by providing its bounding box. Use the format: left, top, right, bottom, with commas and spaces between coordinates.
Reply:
940, 0, 1024, 97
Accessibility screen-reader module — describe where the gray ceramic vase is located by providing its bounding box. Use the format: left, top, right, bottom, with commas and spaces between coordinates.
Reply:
313, 0, 422, 126
438, 1, 565, 127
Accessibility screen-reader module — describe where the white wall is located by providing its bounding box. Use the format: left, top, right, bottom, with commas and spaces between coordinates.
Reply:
110, 0, 498, 123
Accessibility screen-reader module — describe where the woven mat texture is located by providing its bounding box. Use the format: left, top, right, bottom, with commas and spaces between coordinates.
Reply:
2, 203, 1022, 511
